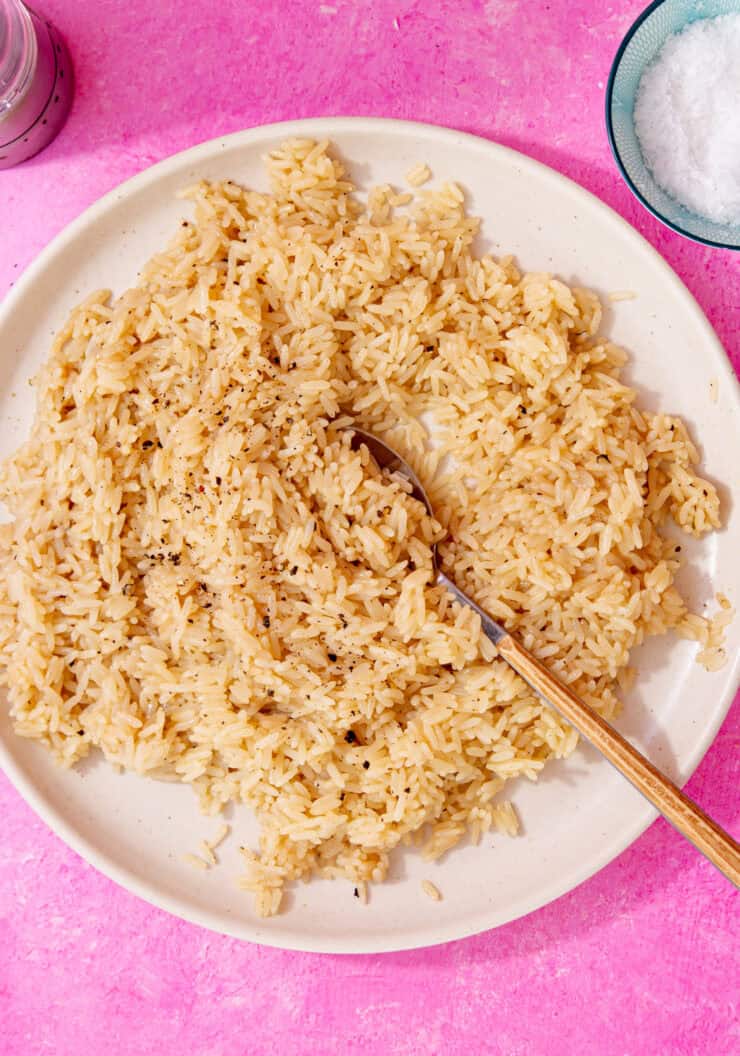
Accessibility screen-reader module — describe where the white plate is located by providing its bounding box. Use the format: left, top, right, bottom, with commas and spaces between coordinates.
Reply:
1, 118, 738, 953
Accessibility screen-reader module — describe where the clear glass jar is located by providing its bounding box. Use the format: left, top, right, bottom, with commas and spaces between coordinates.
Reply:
0, 0, 73, 168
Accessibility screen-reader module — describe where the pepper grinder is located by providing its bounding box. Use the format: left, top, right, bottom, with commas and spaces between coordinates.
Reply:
0, 0, 73, 168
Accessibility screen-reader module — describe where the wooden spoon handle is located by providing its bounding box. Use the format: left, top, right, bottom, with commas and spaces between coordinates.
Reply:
496, 633, 740, 886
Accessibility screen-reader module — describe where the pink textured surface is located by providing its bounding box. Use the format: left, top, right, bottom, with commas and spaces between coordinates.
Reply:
1, 2, 738, 1053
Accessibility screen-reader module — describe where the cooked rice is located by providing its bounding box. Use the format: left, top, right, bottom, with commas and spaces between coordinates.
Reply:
680, 593, 734, 672
422, 879, 442, 901
406, 162, 432, 187
196, 821, 231, 867
208, 822, 231, 850
0, 139, 729, 916
199, 841, 217, 866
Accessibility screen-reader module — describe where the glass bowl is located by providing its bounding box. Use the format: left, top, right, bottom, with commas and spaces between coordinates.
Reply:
606, 0, 740, 250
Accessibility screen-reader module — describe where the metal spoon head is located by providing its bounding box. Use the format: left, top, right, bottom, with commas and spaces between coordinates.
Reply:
346, 428, 435, 520
346, 427, 506, 641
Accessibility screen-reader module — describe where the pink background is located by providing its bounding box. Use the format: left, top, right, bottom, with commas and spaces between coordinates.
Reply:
1, 2, 738, 1053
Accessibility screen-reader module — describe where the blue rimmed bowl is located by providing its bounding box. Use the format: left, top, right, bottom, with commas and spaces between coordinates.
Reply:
606, 0, 740, 250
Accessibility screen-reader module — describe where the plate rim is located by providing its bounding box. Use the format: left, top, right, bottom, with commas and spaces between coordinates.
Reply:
1, 116, 738, 954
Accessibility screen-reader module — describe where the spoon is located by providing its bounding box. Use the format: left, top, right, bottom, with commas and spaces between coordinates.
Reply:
349, 427, 740, 886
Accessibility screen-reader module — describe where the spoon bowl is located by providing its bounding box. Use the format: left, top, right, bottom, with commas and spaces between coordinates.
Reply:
349, 427, 509, 645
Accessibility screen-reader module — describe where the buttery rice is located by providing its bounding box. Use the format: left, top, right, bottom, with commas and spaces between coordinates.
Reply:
406, 162, 432, 187
422, 879, 442, 902
0, 140, 729, 916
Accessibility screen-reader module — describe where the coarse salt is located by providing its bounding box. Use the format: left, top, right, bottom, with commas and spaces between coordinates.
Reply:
634, 14, 740, 225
